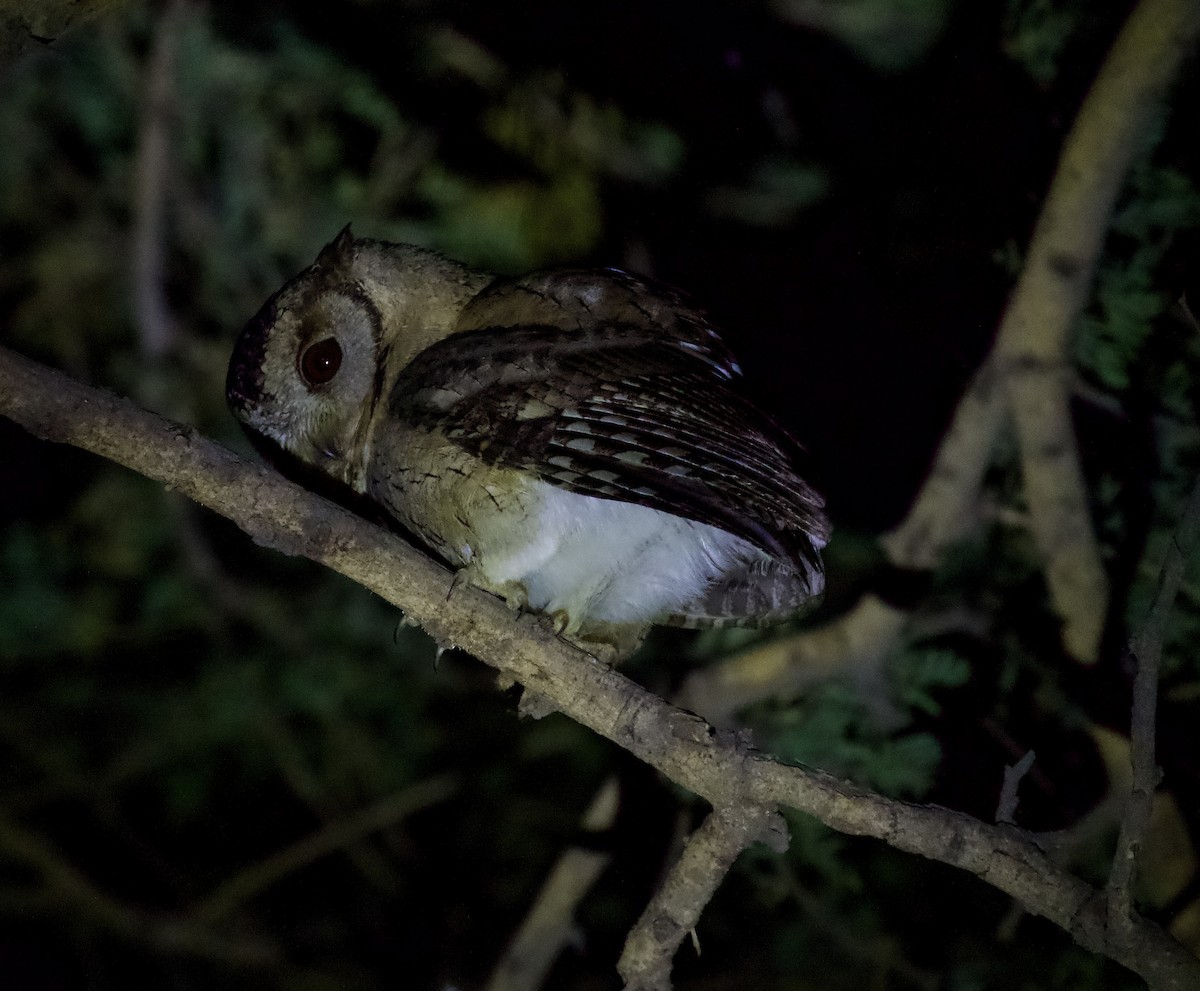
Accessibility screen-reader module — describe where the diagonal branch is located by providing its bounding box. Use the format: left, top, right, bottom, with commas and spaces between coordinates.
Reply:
991, 0, 1200, 661
899, 0, 1200, 664
0, 804, 277, 966
187, 775, 458, 926
486, 778, 620, 991
681, 0, 1200, 723
676, 594, 907, 726
3, 346, 1200, 989
617, 804, 786, 991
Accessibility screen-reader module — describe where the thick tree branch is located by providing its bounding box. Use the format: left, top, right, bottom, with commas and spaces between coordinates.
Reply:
3, 346, 1199, 989
618, 805, 786, 991
900, 0, 1192, 654
682, 0, 1200, 720
992, 0, 1200, 661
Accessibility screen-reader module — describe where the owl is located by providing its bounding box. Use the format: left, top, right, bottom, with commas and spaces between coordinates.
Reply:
227, 227, 829, 657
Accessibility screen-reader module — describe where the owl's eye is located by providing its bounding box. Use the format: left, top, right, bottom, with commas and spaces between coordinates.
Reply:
299, 337, 343, 387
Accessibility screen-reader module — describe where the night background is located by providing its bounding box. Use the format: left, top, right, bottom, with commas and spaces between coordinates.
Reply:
1, 0, 1198, 988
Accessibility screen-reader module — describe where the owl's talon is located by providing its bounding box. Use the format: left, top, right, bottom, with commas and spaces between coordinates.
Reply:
446, 569, 470, 601
504, 588, 530, 614
550, 609, 572, 636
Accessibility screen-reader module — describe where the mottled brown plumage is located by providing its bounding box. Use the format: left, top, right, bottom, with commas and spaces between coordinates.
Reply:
227, 227, 829, 656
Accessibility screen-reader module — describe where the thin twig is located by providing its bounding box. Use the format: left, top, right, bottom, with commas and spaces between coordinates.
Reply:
996, 750, 1037, 826
1108, 475, 1200, 925
187, 775, 457, 925
782, 864, 940, 991
256, 709, 403, 891
0, 804, 277, 965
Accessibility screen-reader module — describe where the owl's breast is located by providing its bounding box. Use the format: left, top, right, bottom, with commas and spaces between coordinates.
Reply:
368, 420, 816, 652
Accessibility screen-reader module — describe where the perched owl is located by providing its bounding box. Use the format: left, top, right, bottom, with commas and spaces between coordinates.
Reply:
227, 227, 829, 657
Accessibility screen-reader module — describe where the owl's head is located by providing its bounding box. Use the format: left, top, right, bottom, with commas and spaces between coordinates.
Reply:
227, 226, 486, 490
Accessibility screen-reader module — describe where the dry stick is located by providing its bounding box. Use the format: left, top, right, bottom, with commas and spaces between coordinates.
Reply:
2, 349, 1199, 991
996, 750, 1038, 826
187, 775, 457, 926
617, 805, 785, 991
683, 0, 1200, 723
256, 710, 404, 892
0, 804, 277, 966
1108, 476, 1200, 927
486, 778, 620, 991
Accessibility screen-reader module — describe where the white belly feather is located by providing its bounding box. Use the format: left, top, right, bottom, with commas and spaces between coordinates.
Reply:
473, 480, 767, 634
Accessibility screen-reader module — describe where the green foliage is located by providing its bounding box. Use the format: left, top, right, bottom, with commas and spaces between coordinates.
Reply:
416, 68, 683, 271
1003, 0, 1083, 85
757, 642, 971, 799
1073, 159, 1200, 681
773, 0, 955, 72
1077, 165, 1200, 392
892, 646, 971, 716
705, 157, 829, 228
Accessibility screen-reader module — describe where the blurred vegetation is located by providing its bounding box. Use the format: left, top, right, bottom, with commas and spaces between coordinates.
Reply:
0, 0, 1198, 988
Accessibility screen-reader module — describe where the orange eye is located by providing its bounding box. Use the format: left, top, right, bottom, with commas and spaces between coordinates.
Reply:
299, 337, 342, 387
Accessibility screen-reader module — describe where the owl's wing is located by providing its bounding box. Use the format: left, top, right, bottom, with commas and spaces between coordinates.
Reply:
390, 269, 829, 574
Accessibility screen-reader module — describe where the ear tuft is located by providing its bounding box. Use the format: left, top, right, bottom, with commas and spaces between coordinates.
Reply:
315, 224, 355, 270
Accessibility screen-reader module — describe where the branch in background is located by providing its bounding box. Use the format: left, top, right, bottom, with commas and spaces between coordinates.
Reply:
881, 362, 1006, 571
676, 594, 906, 725
0, 804, 278, 966
681, 0, 1200, 722
993, 0, 1200, 661
131, 0, 186, 362
617, 805, 786, 991
1108, 475, 1200, 925
3, 346, 1198, 989
187, 775, 457, 926
781, 864, 940, 990
256, 709, 405, 893
486, 778, 620, 991
996, 750, 1038, 826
